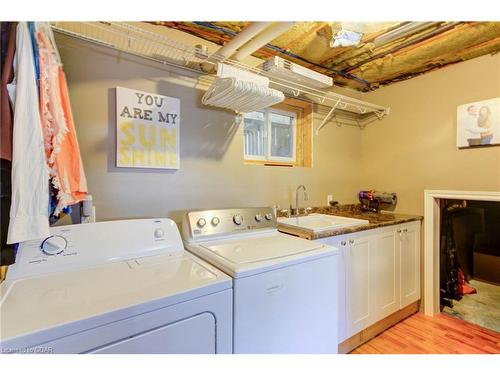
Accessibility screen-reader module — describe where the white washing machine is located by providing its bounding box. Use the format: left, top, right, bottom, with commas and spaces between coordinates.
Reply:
0, 219, 232, 354
182, 207, 338, 354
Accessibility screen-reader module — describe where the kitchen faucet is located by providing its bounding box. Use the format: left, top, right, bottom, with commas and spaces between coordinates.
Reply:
294, 185, 308, 217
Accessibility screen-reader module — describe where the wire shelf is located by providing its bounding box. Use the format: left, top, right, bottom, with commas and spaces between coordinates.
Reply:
51, 21, 390, 130
52, 21, 211, 73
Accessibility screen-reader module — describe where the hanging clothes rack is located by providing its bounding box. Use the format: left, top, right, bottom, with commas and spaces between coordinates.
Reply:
50, 21, 390, 130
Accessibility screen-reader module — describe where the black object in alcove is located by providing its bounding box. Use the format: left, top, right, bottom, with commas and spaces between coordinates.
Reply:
439, 200, 497, 308
440, 201, 466, 308
451, 208, 485, 281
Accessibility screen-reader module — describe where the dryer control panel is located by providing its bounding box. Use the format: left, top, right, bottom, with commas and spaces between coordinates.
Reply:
6, 218, 184, 281
182, 207, 276, 241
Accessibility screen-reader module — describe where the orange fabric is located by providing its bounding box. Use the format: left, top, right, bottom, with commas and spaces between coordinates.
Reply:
55, 68, 88, 205
36, 28, 87, 215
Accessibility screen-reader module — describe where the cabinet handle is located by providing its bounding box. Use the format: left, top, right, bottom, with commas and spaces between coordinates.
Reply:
403, 228, 408, 233
341, 241, 346, 246
349, 239, 354, 245
397, 229, 402, 233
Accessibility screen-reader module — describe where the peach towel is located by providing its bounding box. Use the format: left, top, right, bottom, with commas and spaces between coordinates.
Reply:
37, 27, 87, 215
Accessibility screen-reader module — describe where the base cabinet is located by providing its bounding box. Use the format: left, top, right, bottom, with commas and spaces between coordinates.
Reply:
317, 221, 421, 344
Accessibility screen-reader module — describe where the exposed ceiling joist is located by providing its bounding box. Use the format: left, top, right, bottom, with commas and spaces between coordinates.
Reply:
159, 21, 500, 91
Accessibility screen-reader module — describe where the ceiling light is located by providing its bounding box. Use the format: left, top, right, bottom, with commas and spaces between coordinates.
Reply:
330, 27, 363, 47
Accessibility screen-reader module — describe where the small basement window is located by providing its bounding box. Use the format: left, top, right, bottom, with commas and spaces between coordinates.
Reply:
243, 98, 312, 167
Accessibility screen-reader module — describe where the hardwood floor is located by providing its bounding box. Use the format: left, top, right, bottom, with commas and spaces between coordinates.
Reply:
351, 312, 500, 354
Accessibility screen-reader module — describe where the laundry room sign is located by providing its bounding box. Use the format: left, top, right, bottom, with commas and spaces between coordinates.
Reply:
115, 87, 180, 169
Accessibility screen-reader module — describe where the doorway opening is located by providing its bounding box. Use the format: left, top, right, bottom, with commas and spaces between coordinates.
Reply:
439, 199, 500, 332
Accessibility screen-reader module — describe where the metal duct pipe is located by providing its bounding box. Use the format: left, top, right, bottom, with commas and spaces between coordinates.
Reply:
233, 22, 297, 61
345, 22, 461, 73
214, 22, 272, 59
373, 22, 439, 47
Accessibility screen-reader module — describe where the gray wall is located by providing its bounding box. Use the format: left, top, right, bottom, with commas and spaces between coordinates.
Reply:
57, 35, 364, 223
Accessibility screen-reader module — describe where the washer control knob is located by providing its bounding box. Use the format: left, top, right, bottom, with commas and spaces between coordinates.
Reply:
233, 214, 243, 225
154, 228, 165, 238
254, 214, 263, 222
197, 218, 206, 228
211, 217, 220, 226
264, 213, 273, 221
41, 235, 67, 255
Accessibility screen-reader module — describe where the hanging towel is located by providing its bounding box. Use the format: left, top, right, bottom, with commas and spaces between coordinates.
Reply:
7, 22, 50, 244
37, 28, 67, 165
35, 23, 87, 216
53, 68, 88, 213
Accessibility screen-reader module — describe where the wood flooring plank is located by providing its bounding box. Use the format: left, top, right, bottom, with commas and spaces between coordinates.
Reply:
391, 323, 470, 354
351, 313, 500, 354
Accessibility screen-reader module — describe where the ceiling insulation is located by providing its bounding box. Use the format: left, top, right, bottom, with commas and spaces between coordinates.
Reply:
157, 21, 500, 91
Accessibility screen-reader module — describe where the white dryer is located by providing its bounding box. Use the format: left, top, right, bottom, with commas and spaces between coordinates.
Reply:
182, 207, 339, 354
0, 219, 232, 354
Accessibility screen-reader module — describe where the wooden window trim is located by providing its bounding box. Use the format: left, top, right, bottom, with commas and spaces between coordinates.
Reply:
244, 98, 313, 168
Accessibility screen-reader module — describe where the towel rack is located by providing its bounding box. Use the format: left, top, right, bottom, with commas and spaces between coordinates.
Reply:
51, 21, 390, 130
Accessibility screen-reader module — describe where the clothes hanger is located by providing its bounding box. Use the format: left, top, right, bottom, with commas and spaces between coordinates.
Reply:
202, 76, 284, 113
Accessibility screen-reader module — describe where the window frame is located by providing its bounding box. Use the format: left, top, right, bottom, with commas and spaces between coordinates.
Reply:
243, 98, 313, 168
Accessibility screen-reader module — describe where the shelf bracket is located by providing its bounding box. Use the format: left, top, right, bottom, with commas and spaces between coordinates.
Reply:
357, 119, 365, 130
315, 99, 341, 135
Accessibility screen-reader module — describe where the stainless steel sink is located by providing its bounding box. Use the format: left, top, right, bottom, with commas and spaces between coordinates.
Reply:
277, 214, 369, 233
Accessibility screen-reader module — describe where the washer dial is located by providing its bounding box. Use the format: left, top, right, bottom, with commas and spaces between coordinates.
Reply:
41, 235, 67, 255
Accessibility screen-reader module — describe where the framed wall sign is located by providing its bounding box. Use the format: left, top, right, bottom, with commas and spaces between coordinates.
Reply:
457, 97, 500, 148
116, 87, 180, 169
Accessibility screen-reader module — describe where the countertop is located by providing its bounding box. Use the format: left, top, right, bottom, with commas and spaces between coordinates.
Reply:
277, 204, 423, 240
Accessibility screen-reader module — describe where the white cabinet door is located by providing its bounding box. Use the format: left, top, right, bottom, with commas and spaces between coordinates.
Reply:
345, 235, 373, 337
400, 223, 421, 308
371, 230, 400, 321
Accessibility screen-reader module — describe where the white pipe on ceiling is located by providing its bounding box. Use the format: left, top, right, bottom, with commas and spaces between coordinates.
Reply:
232, 22, 297, 61
373, 22, 438, 47
214, 22, 273, 59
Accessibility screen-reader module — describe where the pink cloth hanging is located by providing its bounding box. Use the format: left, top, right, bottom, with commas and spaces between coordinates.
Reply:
54, 67, 88, 208
36, 26, 87, 215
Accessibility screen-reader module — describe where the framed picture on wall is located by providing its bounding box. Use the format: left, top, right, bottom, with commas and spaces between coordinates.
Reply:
456, 97, 500, 148
115, 87, 180, 169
